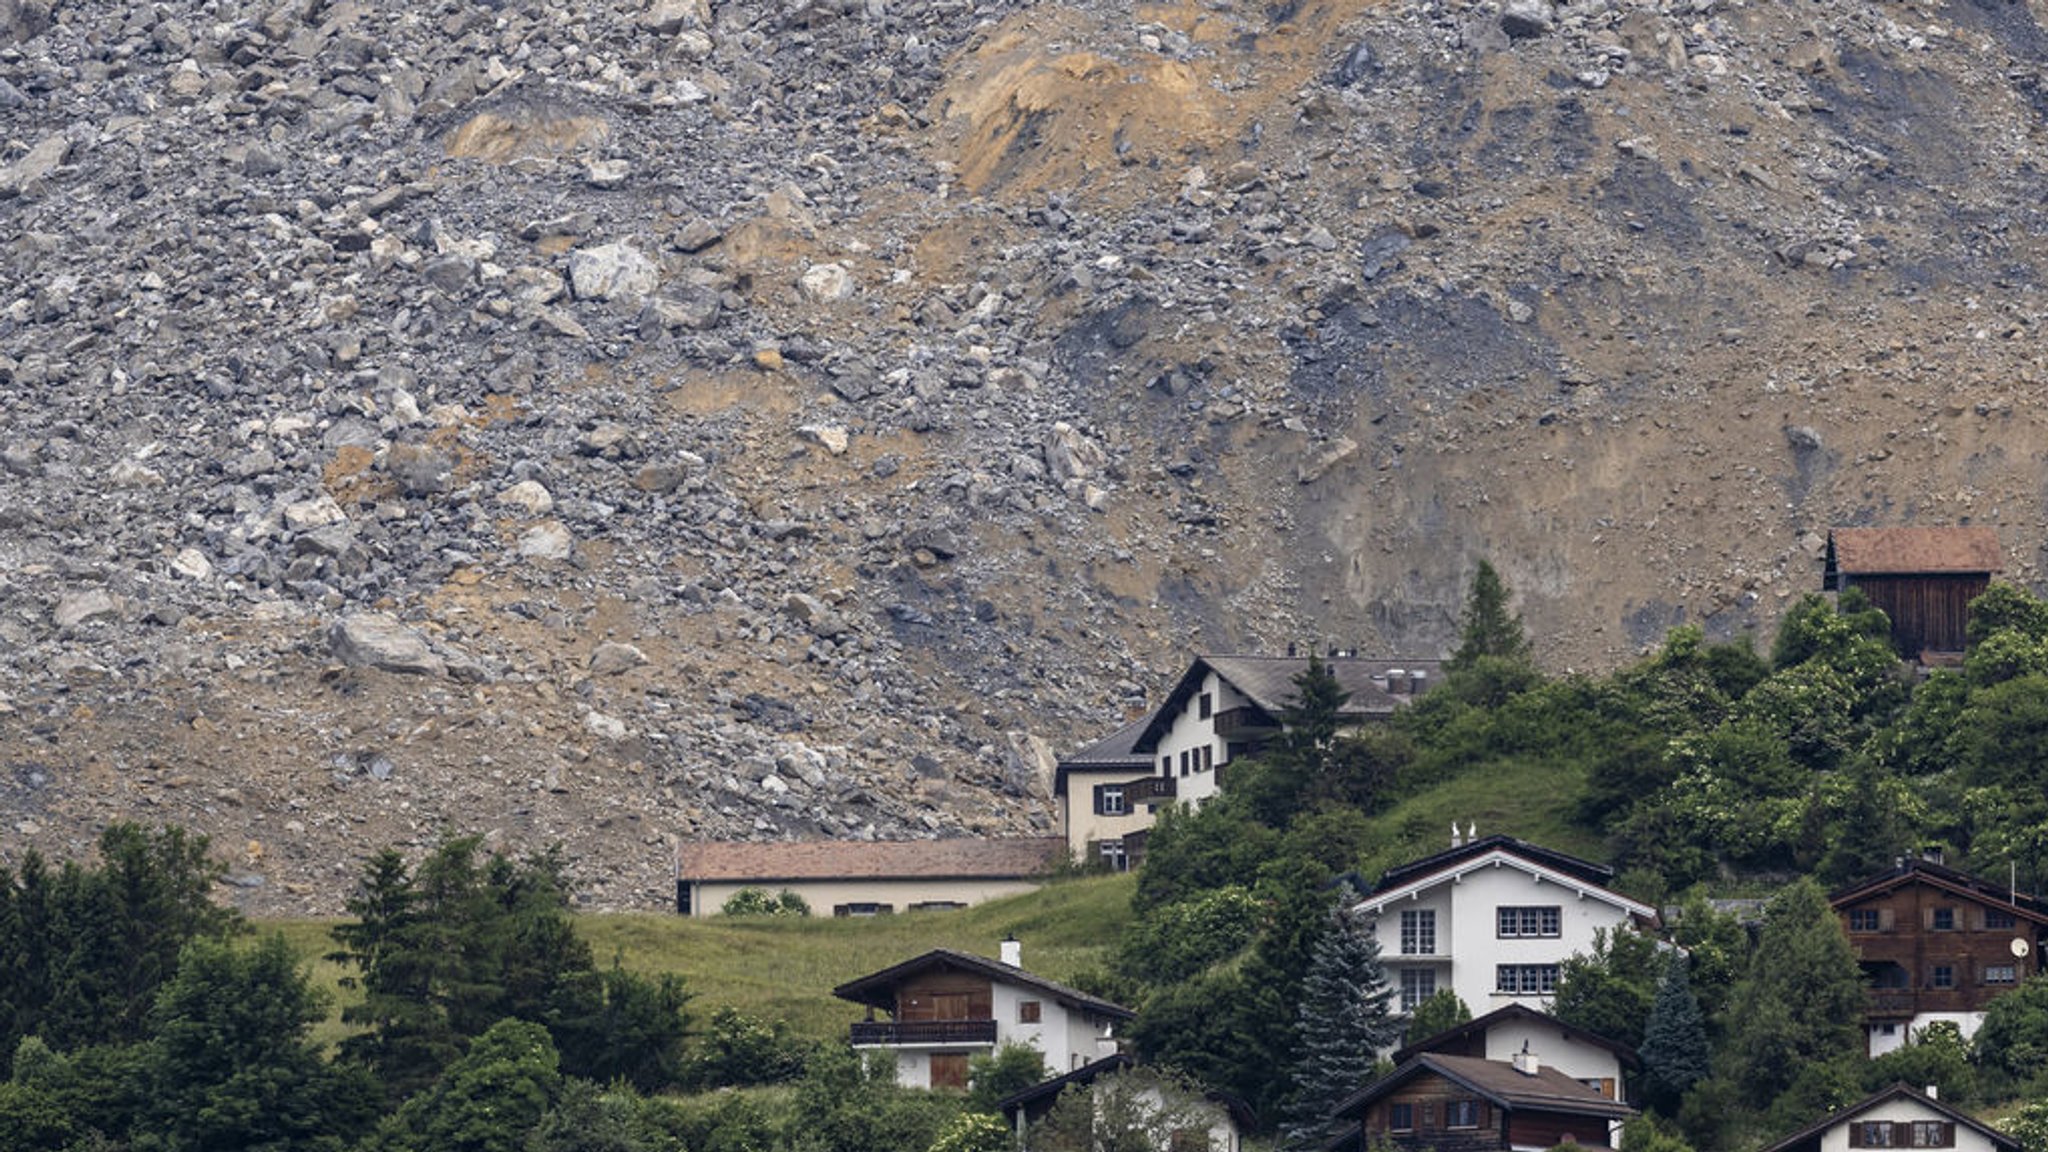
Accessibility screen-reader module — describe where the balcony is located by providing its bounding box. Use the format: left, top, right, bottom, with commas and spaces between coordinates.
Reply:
1866, 989, 1916, 1018
849, 1019, 999, 1047
1213, 707, 1278, 739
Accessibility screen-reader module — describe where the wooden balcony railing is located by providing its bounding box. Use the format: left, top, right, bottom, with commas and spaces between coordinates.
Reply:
849, 1019, 999, 1046
1213, 708, 1277, 738
1867, 989, 1916, 1017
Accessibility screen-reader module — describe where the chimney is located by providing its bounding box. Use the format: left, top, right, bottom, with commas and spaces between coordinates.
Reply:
1411, 669, 1428, 694
1000, 936, 1023, 968
1925, 1085, 1938, 1101
1513, 1042, 1540, 1077
1389, 668, 1408, 694
1451, 822, 1463, 848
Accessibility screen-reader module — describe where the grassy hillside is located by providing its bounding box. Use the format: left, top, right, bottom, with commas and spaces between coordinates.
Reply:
266, 870, 1139, 1049
1355, 757, 1609, 886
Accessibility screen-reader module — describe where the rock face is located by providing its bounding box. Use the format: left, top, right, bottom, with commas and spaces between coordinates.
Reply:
2, 0, 2047, 913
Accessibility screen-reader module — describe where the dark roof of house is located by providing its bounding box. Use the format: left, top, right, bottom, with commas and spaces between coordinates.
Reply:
832, 948, 1136, 1021
1055, 714, 1159, 792
1828, 857, 2048, 923
1392, 1002, 1640, 1069
1133, 654, 1442, 753
1828, 527, 2003, 576
679, 837, 1063, 883
1332, 1053, 1636, 1123
1367, 834, 1616, 896
1759, 1084, 2020, 1152
997, 1054, 1258, 1134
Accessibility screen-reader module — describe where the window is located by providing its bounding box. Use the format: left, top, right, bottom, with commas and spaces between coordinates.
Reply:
1399, 968, 1436, 1012
1497, 964, 1560, 995
1199, 692, 1213, 720
1987, 909, 2017, 929
1181, 750, 1192, 776
833, 902, 894, 917
1848, 909, 1881, 933
1932, 908, 1956, 931
1202, 745, 1213, 771
1910, 1123, 1955, 1147
1446, 1100, 1479, 1129
1161, 756, 1171, 774
1497, 906, 1562, 938
1852, 1123, 1897, 1148
1987, 965, 2018, 985
1018, 1000, 1042, 1024
1400, 910, 1436, 956
1389, 1103, 1415, 1132
930, 1053, 969, 1090
1097, 785, 1127, 816
1932, 965, 1955, 989
1098, 841, 1128, 871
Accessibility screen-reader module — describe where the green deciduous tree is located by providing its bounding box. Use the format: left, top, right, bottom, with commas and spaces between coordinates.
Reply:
1972, 971, 2048, 1091
1552, 927, 1662, 1051
966, 1042, 1047, 1113
686, 1006, 811, 1090
1403, 990, 1470, 1045
720, 888, 810, 917
368, 1017, 562, 1152
1716, 877, 1865, 1134
1028, 1067, 1218, 1152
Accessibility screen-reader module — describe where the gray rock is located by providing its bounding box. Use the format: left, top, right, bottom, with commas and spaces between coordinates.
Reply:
329, 614, 445, 676
589, 641, 649, 675
1501, 0, 1555, 39
1785, 425, 1824, 452
0, 133, 68, 196
54, 588, 116, 628
675, 217, 723, 252
518, 521, 575, 560
385, 443, 457, 495
569, 242, 660, 303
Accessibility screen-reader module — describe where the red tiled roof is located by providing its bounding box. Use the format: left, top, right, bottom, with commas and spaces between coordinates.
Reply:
1830, 528, 2002, 575
678, 837, 1063, 882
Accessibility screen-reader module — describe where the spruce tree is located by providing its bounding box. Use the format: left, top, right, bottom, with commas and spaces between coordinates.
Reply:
1639, 951, 1709, 1114
1280, 899, 1396, 1150
1717, 877, 1865, 1130
1450, 559, 1531, 670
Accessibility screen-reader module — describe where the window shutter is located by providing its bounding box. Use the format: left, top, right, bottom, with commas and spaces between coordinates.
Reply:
1924, 906, 1936, 929
1895, 1122, 1911, 1147
1879, 908, 1895, 931
1093, 785, 1106, 815
1941, 1123, 1955, 1147
1850, 1124, 1865, 1149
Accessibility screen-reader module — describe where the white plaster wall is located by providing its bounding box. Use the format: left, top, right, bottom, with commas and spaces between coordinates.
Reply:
692, 875, 1045, 917
1061, 772, 1159, 857
1815, 1097, 1995, 1152
1481, 1024, 1625, 1091
1868, 1012, 1986, 1057
1153, 671, 1232, 808
1446, 866, 1636, 1011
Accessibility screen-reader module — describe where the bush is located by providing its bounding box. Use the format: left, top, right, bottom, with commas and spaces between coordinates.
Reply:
721, 889, 810, 917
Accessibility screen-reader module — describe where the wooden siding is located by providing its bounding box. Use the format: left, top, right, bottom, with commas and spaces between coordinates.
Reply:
895, 972, 994, 1021
1839, 879, 2042, 1018
1368, 1077, 1500, 1150
1841, 574, 1988, 657
1511, 1110, 1616, 1149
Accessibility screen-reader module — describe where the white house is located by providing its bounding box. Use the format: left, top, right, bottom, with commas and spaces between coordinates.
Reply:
832, 941, 1133, 1090
1353, 835, 1657, 1020
1058, 653, 1439, 869
1759, 1083, 2020, 1152
675, 837, 1062, 917
998, 1054, 1254, 1152
1394, 1003, 1638, 1103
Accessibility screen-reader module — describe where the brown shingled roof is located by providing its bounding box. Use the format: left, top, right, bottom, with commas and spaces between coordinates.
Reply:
1333, 1053, 1636, 1122
678, 837, 1062, 882
1830, 527, 2002, 575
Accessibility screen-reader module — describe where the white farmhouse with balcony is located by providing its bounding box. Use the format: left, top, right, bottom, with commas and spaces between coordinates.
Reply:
832, 941, 1133, 1090
1353, 835, 1657, 1023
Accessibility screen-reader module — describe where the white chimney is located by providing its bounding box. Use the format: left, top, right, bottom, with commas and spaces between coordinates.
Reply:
1000, 936, 1023, 968
1451, 822, 1463, 848
1925, 1085, 1938, 1101
1513, 1042, 1540, 1077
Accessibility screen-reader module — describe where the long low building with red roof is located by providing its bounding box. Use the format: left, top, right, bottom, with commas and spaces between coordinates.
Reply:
675, 836, 1064, 917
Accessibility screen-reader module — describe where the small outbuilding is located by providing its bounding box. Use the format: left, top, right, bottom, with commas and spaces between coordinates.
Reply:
1823, 527, 2002, 661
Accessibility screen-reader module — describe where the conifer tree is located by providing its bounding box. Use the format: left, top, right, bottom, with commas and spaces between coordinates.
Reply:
1639, 951, 1709, 1114
1280, 898, 1396, 1150
1717, 877, 1865, 1130
1450, 559, 1531, 670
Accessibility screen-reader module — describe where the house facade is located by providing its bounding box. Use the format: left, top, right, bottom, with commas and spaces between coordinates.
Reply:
1394, 1003, 1638, 1103
1331, 1051, 1635, 1152
832, 942, 1133, 1089
676, 837, 1062, 918
998, 1054, 1253, 1152
1830, 856, 2048, 1056
1057, 653, 1439, 869
1353, 836, 1657, 1021
1822, 527, 2002, 661
1759, 1083, 2020, 1152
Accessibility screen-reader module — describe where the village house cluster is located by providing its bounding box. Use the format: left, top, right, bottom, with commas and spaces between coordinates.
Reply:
669, 527, 2030, 1148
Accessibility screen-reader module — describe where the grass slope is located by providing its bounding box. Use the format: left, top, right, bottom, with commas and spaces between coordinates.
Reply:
265, 871, 1138, 1049
1357, 756, 1609, 882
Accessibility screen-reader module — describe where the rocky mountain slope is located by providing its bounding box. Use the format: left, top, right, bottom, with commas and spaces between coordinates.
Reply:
2, 0, 2044, 912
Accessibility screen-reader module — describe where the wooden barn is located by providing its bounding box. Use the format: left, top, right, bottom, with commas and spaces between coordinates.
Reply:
1823, 527, 2002, 661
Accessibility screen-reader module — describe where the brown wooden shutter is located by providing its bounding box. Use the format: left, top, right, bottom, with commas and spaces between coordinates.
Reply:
1879, 907, 1895, 931
1850, 1123, 1866, 1149
1938, 1123, 1956, 1148
1895, 1122, 1912, 1147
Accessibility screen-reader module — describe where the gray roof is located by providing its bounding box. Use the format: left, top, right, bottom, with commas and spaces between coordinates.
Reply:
1135, 654, 1440, 752
1333, 1053, 1636, 1122
833, 948, 1135, 1021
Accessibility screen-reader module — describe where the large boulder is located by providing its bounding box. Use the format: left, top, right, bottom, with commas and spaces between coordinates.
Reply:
329, 614, 445, 676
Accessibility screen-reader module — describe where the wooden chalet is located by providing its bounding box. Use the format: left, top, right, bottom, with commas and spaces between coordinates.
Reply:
1830, 856, 2048, 1055
1823, 527, 2001, 661
1330, 1051, 1634, 1152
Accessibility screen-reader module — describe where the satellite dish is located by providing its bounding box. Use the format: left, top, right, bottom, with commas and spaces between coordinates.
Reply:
2013, 938, 2032, 959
